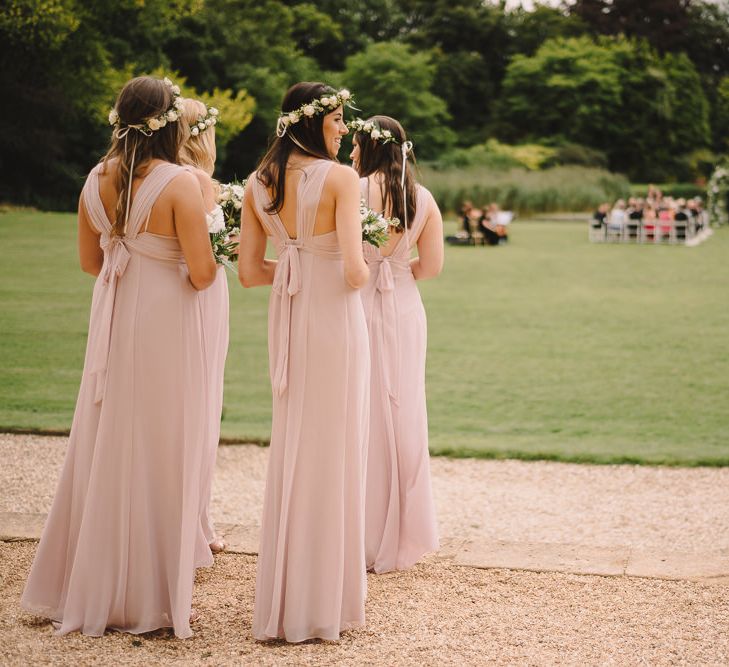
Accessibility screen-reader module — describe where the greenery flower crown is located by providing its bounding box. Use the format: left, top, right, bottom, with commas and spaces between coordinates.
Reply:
347, 117, 398, 145
190, 105, 220, 136
276, 88, 354, 137
108, 77, 185, 137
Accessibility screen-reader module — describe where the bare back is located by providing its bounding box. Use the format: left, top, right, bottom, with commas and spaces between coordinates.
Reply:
267, 158, 339, 239
97, 158, 178, 237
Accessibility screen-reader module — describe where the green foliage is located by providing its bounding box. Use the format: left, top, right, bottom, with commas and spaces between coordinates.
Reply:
713, 77, 729, 154
419, 165, 630, 214
437, 139, 557, 171
342, 41, 455, 159
496, 35, 711, 181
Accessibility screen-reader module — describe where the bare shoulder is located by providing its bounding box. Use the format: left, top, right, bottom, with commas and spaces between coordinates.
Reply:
165, 169, 202, 203
327, 163, 360, 189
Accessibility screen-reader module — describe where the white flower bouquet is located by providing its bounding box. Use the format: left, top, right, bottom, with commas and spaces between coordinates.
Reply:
210, 178, 246, 269
360, 199, 400, 247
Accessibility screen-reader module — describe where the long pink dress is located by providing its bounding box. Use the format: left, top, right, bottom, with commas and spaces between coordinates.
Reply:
250, 160, 370, 642
198, 216, 229, 545
360, 179, 439, 573
21, 162, 212, 638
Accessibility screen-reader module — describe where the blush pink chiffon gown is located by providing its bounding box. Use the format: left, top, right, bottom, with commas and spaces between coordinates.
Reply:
250, 160, 370, 642
21, 162, 213, 638
199, 239, 229, 546
360, 179, 439, 573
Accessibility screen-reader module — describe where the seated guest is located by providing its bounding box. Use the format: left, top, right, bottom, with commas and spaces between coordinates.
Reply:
460, 200, 474, 238
477, 202, 503, 246
608, 199, 626, 231
626, 198, 643, 239
592, 202, 609, 228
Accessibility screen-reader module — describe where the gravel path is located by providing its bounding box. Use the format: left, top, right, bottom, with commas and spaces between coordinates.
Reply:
2, 543, 727, 666
2, 433, 728, 665
3, 434, 728, 551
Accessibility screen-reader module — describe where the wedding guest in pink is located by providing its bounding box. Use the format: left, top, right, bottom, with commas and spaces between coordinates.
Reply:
180, 97, 229, 555
239, 82, 370, 642
21, 76, 217, 638
349, 115, 443, 573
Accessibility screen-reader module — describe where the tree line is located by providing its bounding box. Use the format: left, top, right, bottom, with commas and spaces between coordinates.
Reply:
2, 0, 728, 210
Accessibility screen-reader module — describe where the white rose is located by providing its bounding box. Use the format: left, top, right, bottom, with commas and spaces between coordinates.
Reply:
171, 85, 181, 95
204, 118, 212, 126
218, 190, 230, 202
232, 185, 245, 198
198, 122, 206, 130
207, 207, 225, 233
147, 117, 162, 131
320, 96, 331, 106
288, 112, 299, 123
174, 98, 185, 111
164, 77, 172, 87
209, 107, 219, 116
166, 110, 177, 121
191, 126, 200, 136
210, 117, 217, 125
383, 130, 392, 138
364, 122, 373, 131
303, 105, 315, 117
108, 109, 118, 125
371, 129, 381, 140
159, 117, 167, 127
339, 89, 350, 100
234, 201, 242, 210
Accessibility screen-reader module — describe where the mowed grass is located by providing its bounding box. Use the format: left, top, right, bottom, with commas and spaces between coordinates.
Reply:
1, 211, 728, 465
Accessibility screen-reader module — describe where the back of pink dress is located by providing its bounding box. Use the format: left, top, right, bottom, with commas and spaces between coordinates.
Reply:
250, 160, 369, 642
21, 162, 212, 638
360, 179, 439, 573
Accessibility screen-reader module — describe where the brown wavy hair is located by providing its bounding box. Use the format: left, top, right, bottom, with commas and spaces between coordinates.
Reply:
354, 116, 417, 228
101, 76, 185, 236
256, 81, 339, 215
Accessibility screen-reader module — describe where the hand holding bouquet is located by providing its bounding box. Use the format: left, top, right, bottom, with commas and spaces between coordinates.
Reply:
360, 199, 401, 247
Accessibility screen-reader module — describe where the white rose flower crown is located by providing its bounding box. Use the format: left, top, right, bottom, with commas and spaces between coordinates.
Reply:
190, 105, 220, 136
275, 88, 355, 138
346, 117, 398, 145
108, 77, 185, 138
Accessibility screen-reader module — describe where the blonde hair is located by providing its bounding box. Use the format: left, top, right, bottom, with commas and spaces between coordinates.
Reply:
179, 98, 217, 176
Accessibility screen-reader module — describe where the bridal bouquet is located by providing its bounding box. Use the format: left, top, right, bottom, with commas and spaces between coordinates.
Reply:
360, 200, 400, 247
210, 179, 246, 269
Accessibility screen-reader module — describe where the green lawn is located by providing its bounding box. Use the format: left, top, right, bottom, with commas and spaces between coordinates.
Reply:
1, 211, 728, 465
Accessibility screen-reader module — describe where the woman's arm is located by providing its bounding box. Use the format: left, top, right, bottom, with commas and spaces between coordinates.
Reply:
411, 195, 444, 281
332, 165, 369, 289
239, 178, 276, 287
78, 194, 103, 276
170, 172, 217, 290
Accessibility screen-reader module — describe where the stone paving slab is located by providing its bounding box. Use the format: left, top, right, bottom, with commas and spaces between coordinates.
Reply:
625, 548, 729, 580
3, 512, 729, 583
454, 538, 629, 577
216, 522, 259, 555
0, 512, 45, 541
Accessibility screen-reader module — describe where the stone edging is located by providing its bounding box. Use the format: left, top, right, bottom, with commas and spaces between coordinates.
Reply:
2, 512, 727, 584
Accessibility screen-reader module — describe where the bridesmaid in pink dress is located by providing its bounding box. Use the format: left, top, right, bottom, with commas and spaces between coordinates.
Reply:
21, 77, 217, 638
349, 115, 444, 573
180, 97, 229, 554
239, 82, 370, 642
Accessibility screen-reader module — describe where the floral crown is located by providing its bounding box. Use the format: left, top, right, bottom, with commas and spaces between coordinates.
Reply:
276, 88, 354, 137
190, 105, 220, 136
108, 77, 185, 137
347, 118, 398, 145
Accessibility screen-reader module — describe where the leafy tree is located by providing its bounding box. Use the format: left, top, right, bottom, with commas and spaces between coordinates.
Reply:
713, 77, 729, 154
496, 36, 710, 180
342, 41, 455, 158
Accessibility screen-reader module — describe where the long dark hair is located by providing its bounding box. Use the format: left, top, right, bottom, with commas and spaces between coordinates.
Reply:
257, 81, 339, 215
101, 76, 184, 236
354, 116, 417, 228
